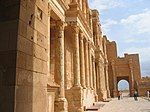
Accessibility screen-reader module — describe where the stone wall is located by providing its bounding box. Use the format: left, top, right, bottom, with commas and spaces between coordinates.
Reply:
0, 0, 144, 112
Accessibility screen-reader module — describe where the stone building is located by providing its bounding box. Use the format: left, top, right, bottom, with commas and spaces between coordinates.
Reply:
0, 0, 147, 112
138, 77, 150, 96
106, 38, 141, 97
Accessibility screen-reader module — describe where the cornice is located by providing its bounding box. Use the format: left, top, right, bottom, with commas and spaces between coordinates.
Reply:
66, 5, 93, 40
78, 10, 93, 38
57, 0, 69, 11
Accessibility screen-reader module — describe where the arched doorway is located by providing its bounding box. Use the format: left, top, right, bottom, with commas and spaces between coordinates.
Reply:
118, 80, 130, 97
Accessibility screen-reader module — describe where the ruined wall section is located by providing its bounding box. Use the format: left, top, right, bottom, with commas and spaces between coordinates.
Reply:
125, 54, 141, 81
106, 40, 118, 96
115, 58, 130, 77
106, 40, 117, 61
15, 0, 49, 112
0, 1, 20, 111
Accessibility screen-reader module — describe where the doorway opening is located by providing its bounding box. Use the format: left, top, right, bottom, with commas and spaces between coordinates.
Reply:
118, 80, 130, 97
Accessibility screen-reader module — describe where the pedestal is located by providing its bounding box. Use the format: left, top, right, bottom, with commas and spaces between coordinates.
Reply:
66, 86, 83, 112
55, 98, 68, 112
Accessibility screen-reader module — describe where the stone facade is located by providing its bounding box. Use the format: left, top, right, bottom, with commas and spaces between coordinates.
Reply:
0, 0, 147, 112
138, 77, 150, 96
106, 38, 142, 97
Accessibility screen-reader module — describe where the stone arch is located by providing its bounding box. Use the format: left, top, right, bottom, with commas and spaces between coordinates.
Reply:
117, 79, 130, 97
116, 76, 131, 94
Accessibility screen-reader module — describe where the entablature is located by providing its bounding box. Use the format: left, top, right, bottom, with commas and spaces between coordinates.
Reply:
66, 6, 93, 41
49, 0, 68, 22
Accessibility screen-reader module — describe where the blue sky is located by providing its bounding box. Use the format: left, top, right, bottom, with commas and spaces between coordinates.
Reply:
118, 80, 129, 90
89, 0, 150, 77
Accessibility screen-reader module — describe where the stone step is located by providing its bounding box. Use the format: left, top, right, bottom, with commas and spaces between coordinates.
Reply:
85, 103, 105, 112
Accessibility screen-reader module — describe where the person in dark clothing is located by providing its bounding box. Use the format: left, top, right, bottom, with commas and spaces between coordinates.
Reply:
134, 90, 138, 101
118, 91, 121, 100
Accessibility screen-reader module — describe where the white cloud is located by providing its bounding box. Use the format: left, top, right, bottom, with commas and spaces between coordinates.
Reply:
101, 19, 118, 32
124, 37, 150, 44
121, 9, 150, 34
89, 0, 124, 11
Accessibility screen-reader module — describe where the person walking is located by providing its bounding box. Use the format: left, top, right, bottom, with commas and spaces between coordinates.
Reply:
118, 91, 121, 100
134, 90, 138, 101
147, 90, 149, 100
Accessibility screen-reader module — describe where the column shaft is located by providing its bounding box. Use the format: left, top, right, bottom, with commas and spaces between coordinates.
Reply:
79, 33, 86, 88
85, 40, 90, 87
111, 61, 117, 97
105, 63, 110, 97
93, 58, 96, 91
98, 61, 102, 90
88, 44, 93, 89
56, 21, 65, 98
73, 26, 81, 87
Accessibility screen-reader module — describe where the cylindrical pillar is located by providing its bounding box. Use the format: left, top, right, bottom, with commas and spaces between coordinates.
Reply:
88, 43, 93, 89
111, 60, 117, 97
56, 21, 65, 98
79, 32, 86, 88
84, 40, 90, 88
93, 58, 96, 91
73, 25, 81, 87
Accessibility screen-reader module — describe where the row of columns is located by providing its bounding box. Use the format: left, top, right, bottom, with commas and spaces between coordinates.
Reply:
54, 20, 109, 111
54, 20, 92, 98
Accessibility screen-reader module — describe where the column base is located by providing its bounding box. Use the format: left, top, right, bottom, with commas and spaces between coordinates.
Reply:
54, 98, 68, 112
97, 90, 107, 101
66, 86, 83, 112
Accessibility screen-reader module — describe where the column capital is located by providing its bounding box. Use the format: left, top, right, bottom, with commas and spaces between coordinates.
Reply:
56, 20, 65, 31
72, 26, 80, 35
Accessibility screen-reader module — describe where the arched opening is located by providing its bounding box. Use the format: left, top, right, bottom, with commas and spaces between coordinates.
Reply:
118, 80, 130, 97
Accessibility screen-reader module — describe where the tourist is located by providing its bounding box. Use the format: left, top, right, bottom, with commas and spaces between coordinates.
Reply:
118, 91, 121, 100
134, 90, 138, 101
120, 91, 123, 99
147, 90, 149, 100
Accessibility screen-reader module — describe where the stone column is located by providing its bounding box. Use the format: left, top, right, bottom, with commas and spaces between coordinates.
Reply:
97, 59, 104, 100
54, 21, 68, 112
67, 24, 83, 112
96, 30, 100, 46
93, 58, 98, 101
111, 60, 117, 97
85, 40, 90, 88
95, 63, 99, 91
79, 32, 86, 88
73, 26, 81, 87
105, 62, 111, 98
89, 44, 93, 89
129, 59, 134, 96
